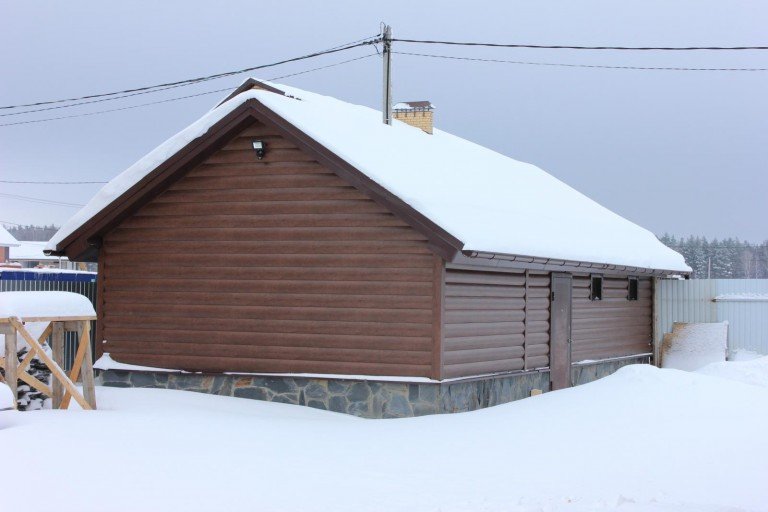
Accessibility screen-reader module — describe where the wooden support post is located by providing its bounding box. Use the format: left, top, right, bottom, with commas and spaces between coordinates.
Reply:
4, 326, 18, 407
51, 321, 65, 409
9, 318, 92, 410
61, 322, 96, 410
80, 322, 97, 409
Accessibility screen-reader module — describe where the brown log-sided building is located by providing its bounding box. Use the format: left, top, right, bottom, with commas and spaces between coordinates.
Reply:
47, 79, 689, 417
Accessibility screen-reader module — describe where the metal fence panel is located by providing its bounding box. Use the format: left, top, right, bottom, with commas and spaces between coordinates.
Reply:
655, 279, 768, 355
0, 279, 97, 371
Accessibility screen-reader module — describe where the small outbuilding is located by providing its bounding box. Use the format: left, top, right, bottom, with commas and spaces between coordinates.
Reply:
47, 79, 689, 417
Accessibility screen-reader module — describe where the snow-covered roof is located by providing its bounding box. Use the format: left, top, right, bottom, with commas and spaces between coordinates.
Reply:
10, 241, 66, 261
48, 79, 689, 272
0, 225, 19, 247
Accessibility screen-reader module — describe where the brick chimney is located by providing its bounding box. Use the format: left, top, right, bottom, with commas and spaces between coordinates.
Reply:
392, 101, 434, 134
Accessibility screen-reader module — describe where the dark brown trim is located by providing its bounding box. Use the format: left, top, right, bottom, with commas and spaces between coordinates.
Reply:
215, 78, 286, 107
452, 251, 687, 278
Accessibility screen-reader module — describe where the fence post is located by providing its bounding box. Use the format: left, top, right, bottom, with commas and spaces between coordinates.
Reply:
51, 321, 65, 409
3, 324, 18, 405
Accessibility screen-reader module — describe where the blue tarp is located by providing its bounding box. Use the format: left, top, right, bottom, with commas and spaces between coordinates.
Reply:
0, 270, 97, 283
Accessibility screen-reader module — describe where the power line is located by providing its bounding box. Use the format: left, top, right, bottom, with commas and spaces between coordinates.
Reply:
0, 51, 376, 128
0, 179, 107, 184
0, 87, 234, 127
0, 38, 379, 111
394, 50, 768, 72
267, 53, 376, 80
0, 193, 84, 208
392, 38, 768, 51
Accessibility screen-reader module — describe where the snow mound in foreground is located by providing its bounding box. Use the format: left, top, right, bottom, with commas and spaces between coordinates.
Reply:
1, 364, 767, 512
696, 356, 768, 388
0, 382, 13, 410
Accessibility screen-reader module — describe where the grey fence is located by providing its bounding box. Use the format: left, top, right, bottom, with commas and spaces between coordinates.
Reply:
1, 278, 98, 371
655, 279, 768, 355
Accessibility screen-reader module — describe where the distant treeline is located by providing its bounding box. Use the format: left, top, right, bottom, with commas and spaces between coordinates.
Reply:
659, 235, 768, 279
6, 224, 59, 242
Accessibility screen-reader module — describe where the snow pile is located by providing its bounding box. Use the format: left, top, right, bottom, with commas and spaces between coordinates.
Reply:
2, 364, 767, 511
661, 322, 728, 371
94, 353, 177, 373
0, 291, 95, 319
696, 356, 768, 388
0, 382, 13, 410
729, 348, 763, 361
48, 80, 688, 272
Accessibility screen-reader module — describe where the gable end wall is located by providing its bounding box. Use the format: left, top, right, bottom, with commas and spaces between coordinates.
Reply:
99, 121, 440, 378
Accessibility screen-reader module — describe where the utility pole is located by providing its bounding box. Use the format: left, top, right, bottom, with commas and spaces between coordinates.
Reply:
381, 24, 392, 125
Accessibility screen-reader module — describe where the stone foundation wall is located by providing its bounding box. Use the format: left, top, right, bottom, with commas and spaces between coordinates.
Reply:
100, 356, 648, 418
571, 355, 651, 386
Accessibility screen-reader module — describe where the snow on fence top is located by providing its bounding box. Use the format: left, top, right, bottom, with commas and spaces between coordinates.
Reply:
0, 291, 96, 320
47, 79, 689, 272
714, 293, 768, 302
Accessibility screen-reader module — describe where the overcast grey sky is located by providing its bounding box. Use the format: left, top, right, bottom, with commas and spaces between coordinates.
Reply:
1, 1, 766, 240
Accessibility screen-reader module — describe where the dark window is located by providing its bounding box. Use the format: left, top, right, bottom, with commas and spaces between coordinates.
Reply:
628, 277, 639, 301
590, 275, 603, 301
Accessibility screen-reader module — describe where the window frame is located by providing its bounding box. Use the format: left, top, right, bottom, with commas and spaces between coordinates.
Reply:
590, 274, 603, 301
628, 276, 639, 301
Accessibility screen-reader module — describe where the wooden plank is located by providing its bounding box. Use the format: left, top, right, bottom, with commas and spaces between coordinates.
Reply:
105, 239, 430, 255
61, 322, 88, 410
105, 252, 434, 269
445, 310, 525, 324
51, 322, 65, 409
443, 346, 525, 365
121, 213, 410, 230
17, 371, 52, 398
104, 328, 433, 352
105, 277, 434, 297
442, 358, 525, 379
103, 302, 433, 324
103, 315, 432, 338
444, 321, 525, 338
444, 334, 525, 351
105, 265, 432, 282
3, 326, 17, 405
136, 199, 391, 217
9, 318, 91, 410
109, 342, 432, 365
106, 290, 432, 310
108, 224, 427, 242
445, 271, 525, 286
81, 325, 97, 409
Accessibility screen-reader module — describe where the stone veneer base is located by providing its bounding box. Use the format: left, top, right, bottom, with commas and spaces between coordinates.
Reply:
99, 356, 649, 419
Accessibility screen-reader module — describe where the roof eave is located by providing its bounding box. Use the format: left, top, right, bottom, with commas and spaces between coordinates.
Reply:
453, 250, 690, 277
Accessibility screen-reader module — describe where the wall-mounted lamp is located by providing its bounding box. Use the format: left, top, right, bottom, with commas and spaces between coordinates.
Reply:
252, 140, 265, 160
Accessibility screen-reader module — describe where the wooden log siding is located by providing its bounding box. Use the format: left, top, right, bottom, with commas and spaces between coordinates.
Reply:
442, 268, 550, 379
100, 122, 439, 378
571, 275, 653, 362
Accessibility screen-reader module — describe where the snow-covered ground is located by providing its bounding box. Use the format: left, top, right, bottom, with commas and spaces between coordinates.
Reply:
2, 362, 767, 512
